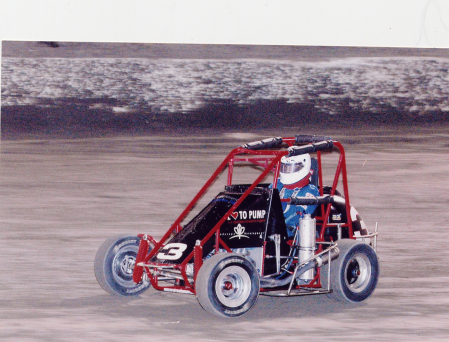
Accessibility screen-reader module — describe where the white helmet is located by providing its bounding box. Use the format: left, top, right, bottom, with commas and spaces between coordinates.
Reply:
279, 154, 311, 185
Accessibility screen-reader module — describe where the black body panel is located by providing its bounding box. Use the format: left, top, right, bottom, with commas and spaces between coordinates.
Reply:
152, 186, 289, 267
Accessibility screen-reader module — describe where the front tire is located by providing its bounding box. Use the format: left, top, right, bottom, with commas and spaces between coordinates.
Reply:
196, 253, 259, 318
94, 235, 151, 296
321, 239, 379, 303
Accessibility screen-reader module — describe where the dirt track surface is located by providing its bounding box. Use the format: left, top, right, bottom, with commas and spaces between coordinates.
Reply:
1, 128, 449, 341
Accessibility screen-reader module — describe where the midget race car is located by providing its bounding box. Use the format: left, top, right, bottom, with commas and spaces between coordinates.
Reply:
94, 135, 379, 318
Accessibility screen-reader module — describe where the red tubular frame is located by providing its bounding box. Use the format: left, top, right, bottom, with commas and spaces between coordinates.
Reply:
134, 138, 353, 293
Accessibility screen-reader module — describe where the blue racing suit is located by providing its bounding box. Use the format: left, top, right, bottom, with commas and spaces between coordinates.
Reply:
274, 181, 320, 238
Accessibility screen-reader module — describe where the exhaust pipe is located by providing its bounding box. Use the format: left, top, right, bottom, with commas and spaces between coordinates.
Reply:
260, 247, 340, 288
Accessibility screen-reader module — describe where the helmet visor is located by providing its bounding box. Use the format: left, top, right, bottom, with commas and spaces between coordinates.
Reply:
280, 162, 304, 174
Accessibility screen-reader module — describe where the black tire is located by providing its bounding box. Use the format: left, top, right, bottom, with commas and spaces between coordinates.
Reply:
321, 239, 379, 303
196, 253, 260, 318
94, 235, 151, 296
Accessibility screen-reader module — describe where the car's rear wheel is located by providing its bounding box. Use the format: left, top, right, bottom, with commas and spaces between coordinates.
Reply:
196, 253, 259, 318
321, 239, 379, 303
94, 235, 151, 296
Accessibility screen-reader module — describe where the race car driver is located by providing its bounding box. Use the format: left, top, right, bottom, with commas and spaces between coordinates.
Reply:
273, 154, 320, 238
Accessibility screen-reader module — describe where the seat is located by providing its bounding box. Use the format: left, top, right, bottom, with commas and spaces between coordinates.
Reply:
310, 157, 319, 188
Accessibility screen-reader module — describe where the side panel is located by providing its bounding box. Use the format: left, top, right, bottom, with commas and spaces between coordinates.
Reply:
151, 193, 237, 264
219, 190, 269, 248
151, 187, 290, 273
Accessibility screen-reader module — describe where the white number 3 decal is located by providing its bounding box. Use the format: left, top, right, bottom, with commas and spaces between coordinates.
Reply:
157, 243, 188, 260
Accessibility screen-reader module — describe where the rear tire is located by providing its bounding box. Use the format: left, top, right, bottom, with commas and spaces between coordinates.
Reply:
321, 239, 379, 303
94, 235, 151, 296
196, 253, 259, 318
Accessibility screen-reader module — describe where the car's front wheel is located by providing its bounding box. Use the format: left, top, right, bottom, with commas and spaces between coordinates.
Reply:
196, 253, 260, 318
94, 235, 151, 296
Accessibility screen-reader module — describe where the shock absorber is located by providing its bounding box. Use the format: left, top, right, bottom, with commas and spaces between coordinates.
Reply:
298, 214, 316, 282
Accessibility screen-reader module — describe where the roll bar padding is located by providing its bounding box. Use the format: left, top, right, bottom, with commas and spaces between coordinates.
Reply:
290, 195, 334, 206
288, 140, 334, 156
241, 136, 283, 150
241, 135, 334, 152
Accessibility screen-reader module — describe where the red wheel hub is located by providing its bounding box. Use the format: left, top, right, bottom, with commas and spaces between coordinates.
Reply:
223, 281, 233, 290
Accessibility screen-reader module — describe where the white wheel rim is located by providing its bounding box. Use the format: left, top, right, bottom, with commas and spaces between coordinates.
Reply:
215, 266, 251, 308
112, 246, 137, 288
344, 252, 372, 293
